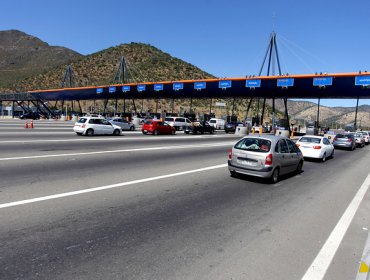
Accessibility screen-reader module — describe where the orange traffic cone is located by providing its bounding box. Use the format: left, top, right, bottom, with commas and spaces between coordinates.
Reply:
25, 121, 29, 129
30, 120, 34, 129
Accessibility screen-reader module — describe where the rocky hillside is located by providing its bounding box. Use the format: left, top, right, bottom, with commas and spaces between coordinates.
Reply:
0, 30, 82, 88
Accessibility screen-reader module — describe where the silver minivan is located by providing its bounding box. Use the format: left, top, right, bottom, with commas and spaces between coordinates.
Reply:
228, 135, 304, 183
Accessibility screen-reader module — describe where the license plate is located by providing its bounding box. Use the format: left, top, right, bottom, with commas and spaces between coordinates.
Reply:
237, 159, 255, 166
143, 130, 147, 132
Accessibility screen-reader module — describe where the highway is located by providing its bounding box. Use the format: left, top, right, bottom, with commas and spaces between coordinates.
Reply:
0, 119, 369, 280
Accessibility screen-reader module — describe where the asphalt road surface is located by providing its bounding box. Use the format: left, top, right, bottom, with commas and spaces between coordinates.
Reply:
1, 119, 370, 280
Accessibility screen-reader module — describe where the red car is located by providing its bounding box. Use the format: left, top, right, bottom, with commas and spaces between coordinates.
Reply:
141, 120, 176, 135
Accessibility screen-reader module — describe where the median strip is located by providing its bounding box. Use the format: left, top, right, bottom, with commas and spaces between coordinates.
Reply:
0, 164, 228, 209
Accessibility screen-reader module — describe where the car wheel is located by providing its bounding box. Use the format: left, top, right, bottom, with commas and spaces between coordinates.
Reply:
330, 149, 334, 158
230, 170, 238, 178
154, 130, 159, 135
113, 129, 121, 136
171, 130, 176, 135
270, 168, 280, 184
86, 129, 94, 136
322, 152, 327, 162
142, 131, 147, 135
76, 132, 82, 136
130, 126, 135, 131
185, 131, 189, 134
210, 130, 214, 134
296, 161, 303, 174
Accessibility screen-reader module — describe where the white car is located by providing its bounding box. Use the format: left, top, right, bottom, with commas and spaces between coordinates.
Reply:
164, 117, 192, 131
73, 117, 122, 136
209, 118, 225, 130
296, 135, 334, 162
358, 131, 369, 145
107, 117, 135, 131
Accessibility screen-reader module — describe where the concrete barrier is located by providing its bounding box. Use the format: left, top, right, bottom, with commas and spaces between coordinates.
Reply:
235, 126, 248, 136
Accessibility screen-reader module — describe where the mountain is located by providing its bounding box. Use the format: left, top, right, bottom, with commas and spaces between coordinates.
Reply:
8, 42, 215, 92
0, 30, 82, 88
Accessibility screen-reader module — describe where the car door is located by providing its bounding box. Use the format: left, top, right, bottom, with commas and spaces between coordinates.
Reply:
90, 119, 103, 134
323, 138, 333, 155
161, 122, 172, 134
274, 140, 291, 175
101, 119, 114, 134
286, 139, 301, 172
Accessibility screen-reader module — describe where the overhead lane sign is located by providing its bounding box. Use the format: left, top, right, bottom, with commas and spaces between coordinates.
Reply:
355, 76, 370, 86
219, 80, 232, 89
109, 86, 116, 93
122, 85, 130, 92
194, 81, 206, 90
173, 83, 183, 91
137, 84, 146, 92
96, 88, 103, 94
313, 77, 333, 87
246, 79, 261, 88
154, 84, 163, 91
277, 78, 294, 87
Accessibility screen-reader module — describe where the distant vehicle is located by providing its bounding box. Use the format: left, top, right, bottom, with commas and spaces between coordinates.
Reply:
142, 120, 176, 135
164, 117, 192, 131
352, 132, 365, 148
332, 133, 356, 150
228, 135, 304, 183
225, 122, 243, 133
107, 117, 135, 131
296, 136, 334, 162
73, 117, 122, 136
209, 118, 225, 130
19, 112, 40, 120
357, 131, 369, 145
184, 121, 215, 134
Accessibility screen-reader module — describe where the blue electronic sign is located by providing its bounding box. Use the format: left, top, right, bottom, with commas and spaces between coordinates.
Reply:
246, 79, 261, 88
96, 88, 103, 94
219, 80, 232, 89
122, 85, 130, 92
355, 76, 370, 86
194, 81, 206, 90
154, 84, 163, 91
173, 83, 183, 90
277, 78, 294, 87
109, 86, 116, 93
313, 77, 333, 87
137, 84, 146, 91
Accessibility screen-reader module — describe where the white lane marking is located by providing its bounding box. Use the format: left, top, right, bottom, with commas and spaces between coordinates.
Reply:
0, 164, 228, 209
0, 142, 234, 161
301, 172, 370, 280
0, 134, 235, 144
356, 231, 370, 279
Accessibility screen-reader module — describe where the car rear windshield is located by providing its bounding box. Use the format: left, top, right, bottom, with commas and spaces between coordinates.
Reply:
209, 120, 216, 123
144, 120, 153, 125
299, 137, 321, 143
77, 118, 87, 123
234, 138, 271, 153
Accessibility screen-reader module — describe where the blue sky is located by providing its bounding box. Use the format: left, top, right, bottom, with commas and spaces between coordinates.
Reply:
1, 0, 370, 107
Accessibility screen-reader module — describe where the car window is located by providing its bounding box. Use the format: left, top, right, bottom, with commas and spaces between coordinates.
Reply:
299, 137, 321, 144
286, 139, 298, 153
156, 122, 163, 126
186, 119, 191, 124
144, 120, 152, 125
209, 120, 216, 123
234, 138, 271, 153
163, 123, 170, 126
78, 118, 87, 123
165, 118, 174, 122
176, 118, 185, 122
276, 140, 289, 153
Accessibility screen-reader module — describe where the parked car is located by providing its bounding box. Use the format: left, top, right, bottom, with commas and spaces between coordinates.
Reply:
107, 117, 135, 131
184, 121, 215, 134
142, 120, 176, 135
209, 118, 225, 130
73, 117, 122, 136
332, 133, 356, 150
19, 112, 41, 120
164, 117, 192, 131
295, 136, 334, 162
228, 135, 304, 183
225, 122, 244, 133
352, 132, 365, 148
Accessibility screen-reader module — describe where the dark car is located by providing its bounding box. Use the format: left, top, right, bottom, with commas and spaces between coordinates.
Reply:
332, 133, 356, 150
184, 121, 215, 134
225, 122, 244, 133
19, 112, 41, 120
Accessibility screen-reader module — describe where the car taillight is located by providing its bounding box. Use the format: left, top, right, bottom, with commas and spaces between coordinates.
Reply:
228, 148, 232, 160
296, 143, 300, 147
333, 138, 337, 141
82, 124, 86, 128
347, 138, 352, 142
313, 146, 322, 149
265, 154, 273, 166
